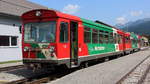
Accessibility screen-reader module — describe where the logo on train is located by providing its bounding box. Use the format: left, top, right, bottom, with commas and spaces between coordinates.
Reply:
94, 46, 105, 51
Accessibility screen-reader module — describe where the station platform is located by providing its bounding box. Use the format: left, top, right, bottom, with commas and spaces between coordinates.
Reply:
49, 48, 150, 84
0, 62, 23, 69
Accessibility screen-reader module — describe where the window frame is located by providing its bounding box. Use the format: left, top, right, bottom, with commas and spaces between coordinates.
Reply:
92, 29, 99, 44
103, 31, 109, 44
24, 21, 56, 43
99, 30, 104, 44
59, 21, 69, 43
109, 32, 114, 43
0, 36, 18, 48
84, 27, 91, 43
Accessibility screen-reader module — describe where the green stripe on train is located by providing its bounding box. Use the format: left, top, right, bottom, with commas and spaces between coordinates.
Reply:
130, 33, 138, 49
87, 43, 115, 55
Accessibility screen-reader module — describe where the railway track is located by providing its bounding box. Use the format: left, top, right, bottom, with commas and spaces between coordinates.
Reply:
0, 66, 77, 84
0, 65, 25, 72
117, 55, 150, 84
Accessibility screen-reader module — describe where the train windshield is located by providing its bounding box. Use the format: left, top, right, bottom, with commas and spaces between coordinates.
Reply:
24, 21, 56, 43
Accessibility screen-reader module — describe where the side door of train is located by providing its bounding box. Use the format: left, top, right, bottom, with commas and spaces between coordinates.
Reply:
57, 19, 70, 62
70, 21, 79, 67
57, 19, 79, 68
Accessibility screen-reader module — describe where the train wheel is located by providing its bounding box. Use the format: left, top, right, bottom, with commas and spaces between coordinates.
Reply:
105, 57, 109, 62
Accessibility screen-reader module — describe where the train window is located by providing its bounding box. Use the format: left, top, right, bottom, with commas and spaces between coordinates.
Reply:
84, 27, 91, 43
118, 35, 121, 44
24, 22, 56, 43
92, 29, 98, 43
103, 31, 109, 43
120, 35, 123, 44
128, 37, 130, 43
105, 31, 109, 34
115, 34, 120, 44
99, 30, 103, 43
114, 33, 117, 44
104, 35, 109, 43
104, 31, 109, 44
109, 32, 114, 43
125, 37, 130, 43
60, 22, 68, 43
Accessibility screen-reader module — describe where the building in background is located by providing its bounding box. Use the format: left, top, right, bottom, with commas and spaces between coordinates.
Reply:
141, 36, 149, 47
0, 0, 47, 62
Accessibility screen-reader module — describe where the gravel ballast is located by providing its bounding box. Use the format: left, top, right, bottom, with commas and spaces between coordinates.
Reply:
49, 49, 150, 84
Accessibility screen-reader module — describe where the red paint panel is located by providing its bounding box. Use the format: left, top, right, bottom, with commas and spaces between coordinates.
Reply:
78, 22, 89, 56
56, 18, 70, 59
57, 43, 70, 59
124, 32, 132, 50
117, 29, 125, 51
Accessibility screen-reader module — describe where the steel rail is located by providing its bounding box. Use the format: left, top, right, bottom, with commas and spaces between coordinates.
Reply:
0, 65, 25, 72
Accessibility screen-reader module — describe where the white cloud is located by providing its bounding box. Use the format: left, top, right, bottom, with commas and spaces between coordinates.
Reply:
62, 4, 80, 14
116, 16, 127, 25
130, 10, 143, 17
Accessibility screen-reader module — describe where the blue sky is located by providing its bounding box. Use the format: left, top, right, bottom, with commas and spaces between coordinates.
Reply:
29, 0, 150, 25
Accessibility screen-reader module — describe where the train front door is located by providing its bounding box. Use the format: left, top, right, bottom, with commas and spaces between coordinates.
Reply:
70, 21, 78, 67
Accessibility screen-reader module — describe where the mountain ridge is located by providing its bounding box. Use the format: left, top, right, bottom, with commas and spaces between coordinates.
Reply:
115, 18, 150, 35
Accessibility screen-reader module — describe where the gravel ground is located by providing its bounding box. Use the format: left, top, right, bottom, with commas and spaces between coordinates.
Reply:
0, 62, 23, 68
120, 53, 150, 84
142, 68, 150, 84
49, 48, 150, 84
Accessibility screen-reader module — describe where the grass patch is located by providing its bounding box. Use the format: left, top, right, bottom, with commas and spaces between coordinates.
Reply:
0, 60, 22, 64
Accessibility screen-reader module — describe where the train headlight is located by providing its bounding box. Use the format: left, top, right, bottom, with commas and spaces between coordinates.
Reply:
49, 46, 55, 53
24, 47, 29, 51
35, 11, 42, 16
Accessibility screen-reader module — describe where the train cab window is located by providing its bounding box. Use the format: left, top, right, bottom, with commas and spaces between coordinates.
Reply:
60, 22, 68, 43
84, 27, 91, 43
92, 29, 98, 43
99, 30, 103, 43
24, 21, 56, 43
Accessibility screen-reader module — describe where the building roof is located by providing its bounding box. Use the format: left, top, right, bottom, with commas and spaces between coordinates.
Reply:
0, 0, 47, 16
